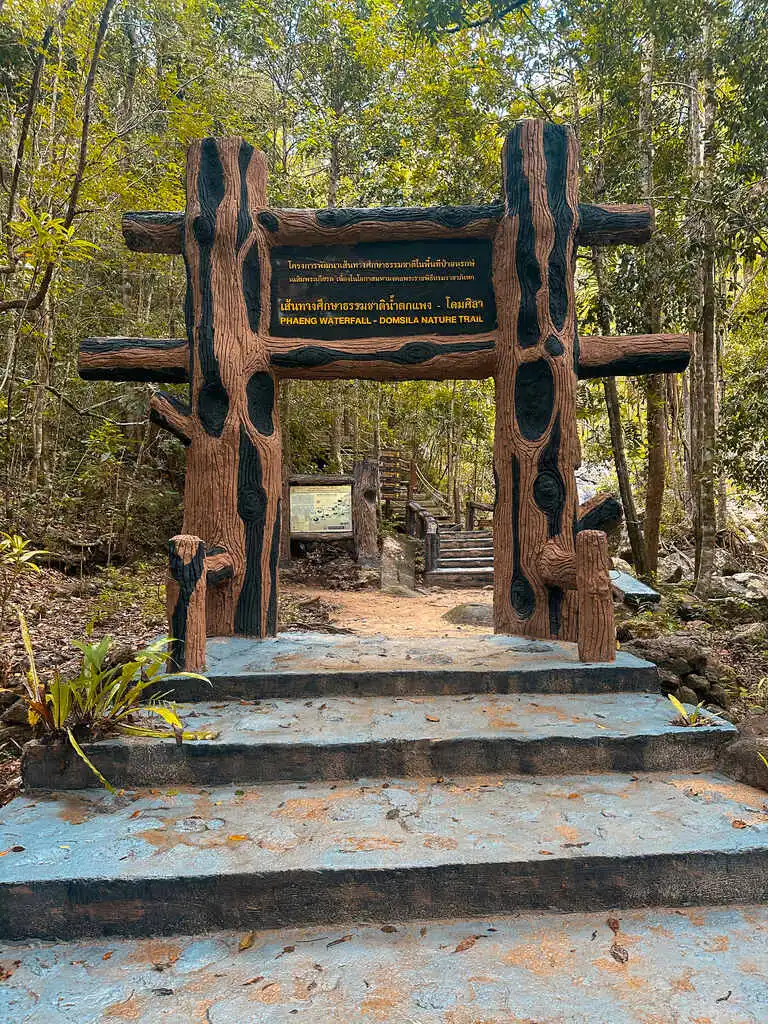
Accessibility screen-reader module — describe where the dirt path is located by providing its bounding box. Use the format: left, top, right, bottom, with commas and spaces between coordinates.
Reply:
284, 583, 492, 637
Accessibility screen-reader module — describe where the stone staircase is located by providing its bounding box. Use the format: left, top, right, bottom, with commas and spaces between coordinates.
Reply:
425, 528, 494, 587
2, 632, 767, 1022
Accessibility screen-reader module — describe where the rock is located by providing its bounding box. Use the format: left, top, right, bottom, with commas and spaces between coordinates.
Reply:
675, 686, 700, 706
719, 597, 762, 625
664, 656, 695, 676
0, 689, 19, 712
381, 584, 419, 598
1, 698, 31, 727
718, 737, 768, 791
708, 684, 731, 710
686, 673, 711, 697
657, 668, 679, 695
675, 598, 707, 622
611, 557, 634, 575
442, 603, 493, 626
664, 564, 684, 584
713, 548, 742, 576
734, 621, 768, 640
738, 714, 768, 739
703, 656, 736, 685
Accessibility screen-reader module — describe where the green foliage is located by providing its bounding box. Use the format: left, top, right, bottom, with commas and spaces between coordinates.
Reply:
6, 613, 215, 792
0, 533, 46, 628
668, 693, 708, 727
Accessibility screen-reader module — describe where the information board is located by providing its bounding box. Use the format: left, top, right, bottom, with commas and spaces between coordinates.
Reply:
270, 238, 496, 340
290, 484, 353, 536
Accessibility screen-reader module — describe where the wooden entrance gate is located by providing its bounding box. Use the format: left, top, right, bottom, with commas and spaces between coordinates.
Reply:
80, 119, 690, 670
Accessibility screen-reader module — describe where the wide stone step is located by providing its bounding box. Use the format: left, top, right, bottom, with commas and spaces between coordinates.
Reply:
156, 633, 658, 701
439, 544, 494, 555
436, 556, 494, 568
3, 905, 766, 1022
2, 770, 766, 939
425, 566, 494, 586
21, 693, 734, 790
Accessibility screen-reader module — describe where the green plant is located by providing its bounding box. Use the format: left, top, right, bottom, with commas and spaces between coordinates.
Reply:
759, 752, 768, 772
0, 533, 47, 628
5, 613, 216, 792
668, 693, 709, 727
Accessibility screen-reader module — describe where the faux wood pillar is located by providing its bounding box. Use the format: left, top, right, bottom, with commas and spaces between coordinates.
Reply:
353, 459, 380, 566
152, 138, 282, 638
493, 120, 582, 643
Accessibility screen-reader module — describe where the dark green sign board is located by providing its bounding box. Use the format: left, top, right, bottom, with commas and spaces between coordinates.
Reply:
270, 238, 496, 340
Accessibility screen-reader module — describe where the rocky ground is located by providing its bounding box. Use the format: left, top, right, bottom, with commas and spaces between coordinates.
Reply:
2, 540, 768, 803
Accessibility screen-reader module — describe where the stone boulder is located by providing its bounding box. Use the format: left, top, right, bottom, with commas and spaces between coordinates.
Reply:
442, 603, 493, 627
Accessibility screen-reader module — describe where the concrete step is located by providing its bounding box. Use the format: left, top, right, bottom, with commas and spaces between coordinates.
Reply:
425, 566, 494, 587
3, 905, 766, 1022
2, 770, 766, 939
439, 544, 494, 555
155, 633, 658, 701
21, 693, 735, 791
436, 556, 494, 568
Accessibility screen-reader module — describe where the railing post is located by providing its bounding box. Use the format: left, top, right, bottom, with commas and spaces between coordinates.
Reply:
167, 534, 207, 672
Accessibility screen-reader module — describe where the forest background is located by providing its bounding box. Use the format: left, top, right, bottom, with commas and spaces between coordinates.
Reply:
2, 0, 768, 595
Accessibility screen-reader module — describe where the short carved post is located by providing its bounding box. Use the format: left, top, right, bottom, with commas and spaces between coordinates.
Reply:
493, 119, 582, 644
167, 535, 207, 671
353, 459, 379, 565
576, 530, 615, 662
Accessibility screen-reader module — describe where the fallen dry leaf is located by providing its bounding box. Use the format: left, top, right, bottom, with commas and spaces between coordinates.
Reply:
0, 846, 24, 857
239, 931, 256, 951
229, 834, 250, 842
0, 961, 20, 982
539, 850, 554, 856
276, 945, 295, 957
453, 935, 480, 953
242, 975, 264, 986
731, 819, 748, 829
102, 951, 113, 961
607, 917, 620, 934
380, 925, 397, 933
327, 933, 353, 948
610, 942, 629, 964
425, 714, 440, 722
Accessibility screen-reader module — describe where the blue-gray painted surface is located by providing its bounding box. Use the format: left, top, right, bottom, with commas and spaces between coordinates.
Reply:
1, 770, 767, 937
159, 631, 658, 699
22, 692, 736, 789
1, 905, 766, 1022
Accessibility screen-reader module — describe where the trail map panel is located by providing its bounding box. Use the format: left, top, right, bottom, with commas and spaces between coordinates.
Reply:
270, 239, 496, 340
290, 484, 353, 536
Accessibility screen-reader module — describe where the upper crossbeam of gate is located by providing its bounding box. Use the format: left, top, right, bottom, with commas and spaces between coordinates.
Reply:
121, 201, 653, 254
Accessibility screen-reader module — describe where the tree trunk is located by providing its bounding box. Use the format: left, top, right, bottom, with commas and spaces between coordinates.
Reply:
639, 33, 666, 577
592, 248, 649, 578
694, 42, 717, 596
153, 138, 282, 638
353, 459, 379, 565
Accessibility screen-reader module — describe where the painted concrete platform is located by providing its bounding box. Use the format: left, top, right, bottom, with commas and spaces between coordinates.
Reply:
2, 770, 767, 938
1, 905, 766, 1023
162, 631, 657, 700
22, 692, 736, 789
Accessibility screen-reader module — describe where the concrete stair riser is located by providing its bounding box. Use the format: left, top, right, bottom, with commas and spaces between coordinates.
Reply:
3, 850, 767, 940
23, 725, 734, 791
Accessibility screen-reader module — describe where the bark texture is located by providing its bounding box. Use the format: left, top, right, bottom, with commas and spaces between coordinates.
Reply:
167, 535, 206, 671
576, 530, 615, 662
493, 120, 588, 647
353, 459, 380, 565
155, 138, 282, 642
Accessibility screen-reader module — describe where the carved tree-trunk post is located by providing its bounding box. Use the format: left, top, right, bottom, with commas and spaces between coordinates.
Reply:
153, 138, 282, 657
494, 120, 604, 651
167, 535, 206, 672
352, 459, 379, 565
576, 529, 615, 662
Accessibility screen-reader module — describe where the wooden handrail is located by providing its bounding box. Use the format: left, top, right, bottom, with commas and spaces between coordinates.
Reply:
406, 500, 440, 572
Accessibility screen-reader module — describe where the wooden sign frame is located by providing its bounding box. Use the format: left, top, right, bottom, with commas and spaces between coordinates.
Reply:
80, 119, 690, 671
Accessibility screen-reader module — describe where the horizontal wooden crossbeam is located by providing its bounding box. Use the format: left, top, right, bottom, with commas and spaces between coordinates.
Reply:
79, 332, 690, 384
121, 202, 653, 253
